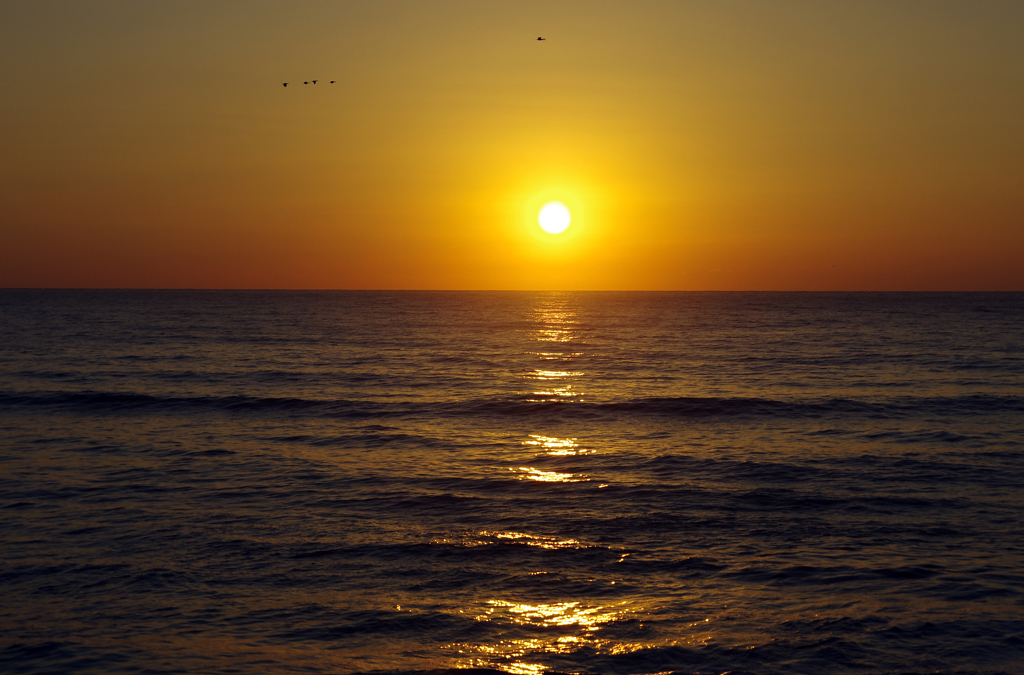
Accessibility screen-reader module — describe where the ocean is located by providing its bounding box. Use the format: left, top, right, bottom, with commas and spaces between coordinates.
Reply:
1, 290, 1021, 675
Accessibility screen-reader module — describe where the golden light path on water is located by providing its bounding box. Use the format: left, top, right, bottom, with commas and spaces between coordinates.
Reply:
521, 299, 590, 485
442, 295, 716, 673
525, 297, 585, 403
448, 298, 723, 673
450, 294, 645, 674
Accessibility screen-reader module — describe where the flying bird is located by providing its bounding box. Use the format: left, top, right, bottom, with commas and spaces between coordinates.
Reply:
537, 37, 545, 40
283, 83, 288, 87
312, 80, 318, 84
330, 80, 336, 84
304, 81, 309, 84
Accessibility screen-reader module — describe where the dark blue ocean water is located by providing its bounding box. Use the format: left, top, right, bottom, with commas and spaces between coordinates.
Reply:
1, 291, 1022, 675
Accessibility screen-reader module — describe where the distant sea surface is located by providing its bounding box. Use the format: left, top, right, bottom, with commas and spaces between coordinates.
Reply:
1, 291, 1022, 675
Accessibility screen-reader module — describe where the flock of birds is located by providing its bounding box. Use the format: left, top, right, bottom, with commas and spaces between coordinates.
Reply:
283, 38, 546, 87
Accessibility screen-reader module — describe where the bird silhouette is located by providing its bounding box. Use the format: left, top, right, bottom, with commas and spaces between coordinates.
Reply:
283, 83, 288, 87
537, 37, 545, 40
312, 80, 318, 84
330, 80, 336, 84
304, 81, 309, 84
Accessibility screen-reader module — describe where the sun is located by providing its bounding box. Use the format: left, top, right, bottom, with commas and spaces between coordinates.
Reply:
538, 201, 571, 234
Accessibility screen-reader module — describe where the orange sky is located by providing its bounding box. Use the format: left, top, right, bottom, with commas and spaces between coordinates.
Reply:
1, 1, 1022, 290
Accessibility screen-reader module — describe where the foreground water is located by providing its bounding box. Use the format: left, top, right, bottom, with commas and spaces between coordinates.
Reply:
0, 291, 1022, 675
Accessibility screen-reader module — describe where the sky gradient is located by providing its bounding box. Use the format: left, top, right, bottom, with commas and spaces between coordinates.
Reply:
2, 0, 1022, 290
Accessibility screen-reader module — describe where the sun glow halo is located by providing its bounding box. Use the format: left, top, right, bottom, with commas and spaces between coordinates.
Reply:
538, 202, 571, 234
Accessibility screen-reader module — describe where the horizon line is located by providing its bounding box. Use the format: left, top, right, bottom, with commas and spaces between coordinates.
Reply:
3, 288, 1021, 293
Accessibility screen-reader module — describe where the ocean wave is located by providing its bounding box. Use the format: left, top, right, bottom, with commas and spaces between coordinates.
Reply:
2, 390, 1020, 422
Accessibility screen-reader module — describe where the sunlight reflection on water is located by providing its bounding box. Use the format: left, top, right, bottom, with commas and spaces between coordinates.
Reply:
525, 298, 586, 404
522, 434, 593, 455
468, 295, 715, 672
431, 531, 585, 550
451, 598, 640, 674
511, 466, 589, 483
529, 370, 584, 379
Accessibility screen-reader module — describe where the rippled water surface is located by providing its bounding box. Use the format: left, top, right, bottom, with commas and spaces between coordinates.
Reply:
1, 291, 1022, 675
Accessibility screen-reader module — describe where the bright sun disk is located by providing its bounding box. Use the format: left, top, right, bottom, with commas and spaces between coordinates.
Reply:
538, 201, 571, 234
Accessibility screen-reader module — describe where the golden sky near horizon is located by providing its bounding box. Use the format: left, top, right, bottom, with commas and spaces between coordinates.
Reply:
1, 0, 1022, 290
